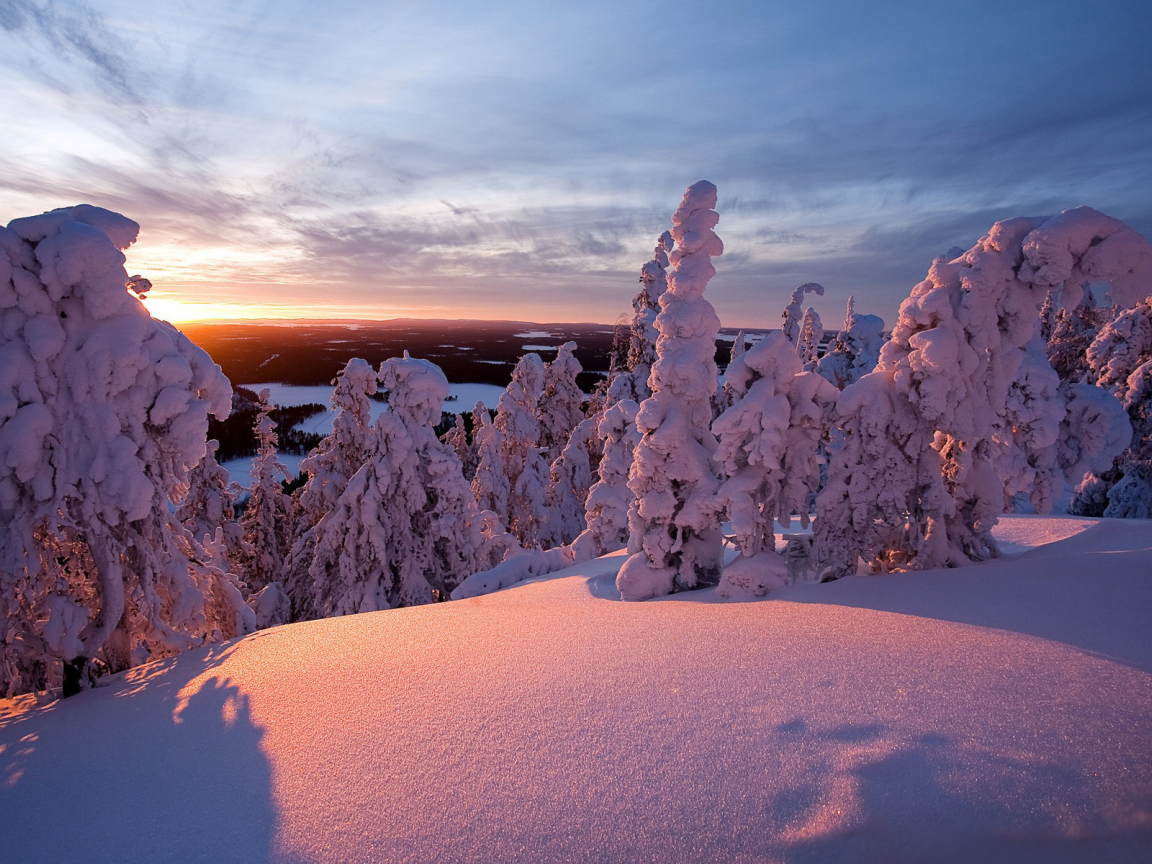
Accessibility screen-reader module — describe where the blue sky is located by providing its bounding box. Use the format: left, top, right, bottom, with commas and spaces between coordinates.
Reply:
1, 0, 1150, 327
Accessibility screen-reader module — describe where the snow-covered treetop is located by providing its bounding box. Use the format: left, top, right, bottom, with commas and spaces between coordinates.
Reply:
781, 282, 825, 345
667, 180, 724, 301
1018, 206, 1152, 311
380, 351, 449, 427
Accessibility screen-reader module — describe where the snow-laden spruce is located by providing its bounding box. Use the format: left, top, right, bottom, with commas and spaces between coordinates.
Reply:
617, 181, 725, 601
1073, 298, 1152, 516
781, 282, 824, 346
282, 357, 377, 617
238, 389, 291, 595
296, 354, 481, 617
713, 332, 837, 596
813, 207, 1140, 579
571, 391, 641, 562
0, 205, 250, 696
627, 231, 674, 400
542, 414, 596, 548
816, 296, 886, 390
470, 409, 509, 518
796, 307, 823, 368
177, 439, 248, 572
538, 341, 584, 465
494, 353, 550, 548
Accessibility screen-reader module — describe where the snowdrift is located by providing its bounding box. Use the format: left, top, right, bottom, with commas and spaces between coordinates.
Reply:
2, 515, 1151, 863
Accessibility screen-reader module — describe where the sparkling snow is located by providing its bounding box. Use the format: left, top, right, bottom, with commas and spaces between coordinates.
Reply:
2, 515, 1150, 862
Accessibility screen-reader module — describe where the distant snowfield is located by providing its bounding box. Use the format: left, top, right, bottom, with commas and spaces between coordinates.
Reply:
3, 515, 1151, 863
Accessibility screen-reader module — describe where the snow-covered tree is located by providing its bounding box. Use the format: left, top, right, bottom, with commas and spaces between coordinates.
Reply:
538, 341, 584, 465
296, 354, 482, 618
812, 207, 1143, 579
1047, 291, 1109, 383
0, 205, 251, 696
781, 283, 824, 347
495, 353, 550, 548
1070, 298, 1152, 515
713, 333, 837, 596
470, 410, 509, 518
542, 415, 596, 548
442, 412, 474, 479
177, 439, 247, 570
282, 357, 377, 613
796, 307, 823, 368
238, 390, 291, 593
571, 396, 641, 562
294, 357, 377, 528
816, 296, 886, 390
617, 181, 725, 601
628, 231, 674, 400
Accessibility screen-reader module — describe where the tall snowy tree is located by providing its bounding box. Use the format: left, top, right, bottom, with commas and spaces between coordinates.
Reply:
713, 333, 837, 596
617, 181, 725, 601
813, 207, 1143, 579
538, 341, 584, 465
0, 205, 251, 696
297, 354, 482, 618
627, 231, 674, 400
781, 283, 824, 346
239, 390, 291, 593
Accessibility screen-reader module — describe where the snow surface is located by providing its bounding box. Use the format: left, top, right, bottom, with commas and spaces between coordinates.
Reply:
2, 515, 1150, 863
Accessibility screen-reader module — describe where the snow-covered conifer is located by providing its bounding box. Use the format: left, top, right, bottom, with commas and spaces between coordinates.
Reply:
628, 231, 674, 400
542, 415, 596, 548
298, 354, 481, 617
470, 410, 509, 518
239, 390, 291, 593
617, 181, 725, 601
816, 296, 886, 390
0, 205, 251, 695
730, 330, 747, 363
538, 341, 584, 465
1047, 292, 1108, 383
571, 397, 641, 561
781, 283, 824, 346
813, 207, 1144, 578
177, 439, 247, 569
796, 307, 823, 368
713, 332, 837, 595
495, 353, 549, 547
442, 412, 474, 479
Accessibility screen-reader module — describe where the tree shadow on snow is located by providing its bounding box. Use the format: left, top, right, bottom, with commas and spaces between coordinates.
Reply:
761, 719, 1152, 863
0, 647, 287, 863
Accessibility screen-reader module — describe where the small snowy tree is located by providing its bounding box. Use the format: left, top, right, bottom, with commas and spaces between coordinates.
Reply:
781, 283, 824, 347
495, 353, 550, 548
571, 397, 641, 561
0, 205, 251, 696
297, 354, 482, 618
470, 409, 509, 518
796, 307, 824, 368
1047, 291, 1109, 383
816, 296, 886, 390
617, 181, 725, 601
238, 390, 291, 593
177, 439, 248, 570
538, 341, 584, 465
542, 414, 597, 548
1070, 298, 1152, 515
628, 231, 674, 400
713, 333, 838, 596
813, 207, 1144, 579
442, 412, 474, 479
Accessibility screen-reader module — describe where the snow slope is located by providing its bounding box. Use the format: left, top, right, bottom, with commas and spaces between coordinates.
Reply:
2, 515, 1150, 863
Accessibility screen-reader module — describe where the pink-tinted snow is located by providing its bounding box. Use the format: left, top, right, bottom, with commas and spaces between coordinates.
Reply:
2, 515, 1150, 863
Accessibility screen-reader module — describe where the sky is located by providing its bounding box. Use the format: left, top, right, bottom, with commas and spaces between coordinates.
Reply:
1, 0, 1150, 328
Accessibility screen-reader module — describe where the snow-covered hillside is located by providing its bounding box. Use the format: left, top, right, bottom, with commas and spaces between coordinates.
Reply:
2, 515, 1150, 863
